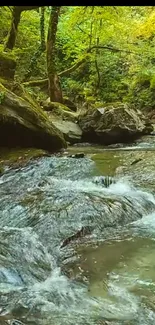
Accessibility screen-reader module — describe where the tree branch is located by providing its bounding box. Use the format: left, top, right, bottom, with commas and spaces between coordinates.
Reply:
87, 45, 134, 54
23, 79, 48, 88
23, 44, 135, 88
59, 58, 86, 77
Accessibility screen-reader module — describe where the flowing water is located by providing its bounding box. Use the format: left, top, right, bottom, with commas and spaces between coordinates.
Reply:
1, 136, 155, 324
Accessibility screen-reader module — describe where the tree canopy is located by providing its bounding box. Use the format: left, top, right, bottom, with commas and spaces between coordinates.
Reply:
1, 5, 155, 108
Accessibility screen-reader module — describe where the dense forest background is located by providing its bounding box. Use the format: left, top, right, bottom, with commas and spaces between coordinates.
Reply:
1, 6, 155, 111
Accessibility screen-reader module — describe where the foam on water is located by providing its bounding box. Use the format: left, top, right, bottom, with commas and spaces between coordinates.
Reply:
41, 175, 155, 203
107, 179, 155, 203
26, 267, 139, 322
130, 212, 155, 239
1, 155, 155, 324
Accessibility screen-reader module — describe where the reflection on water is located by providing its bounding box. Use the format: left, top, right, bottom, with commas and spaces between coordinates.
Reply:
66, 234, 155, 323
69, 236, 155, 297
1, 137, 155, 324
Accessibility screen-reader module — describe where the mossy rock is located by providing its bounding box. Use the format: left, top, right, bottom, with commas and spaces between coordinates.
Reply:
0, 77, 14, 88
42, 101, 78, 122
42, 96, 77, 113
43, 100, 71, 112
11, 82, 40, 109
63, 97, 77, 112
0, 51, 16, 80
0, 78, 40, 110
0, 83, 66, 152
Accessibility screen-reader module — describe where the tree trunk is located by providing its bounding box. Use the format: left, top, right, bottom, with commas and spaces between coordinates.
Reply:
23, 7, 46, 82
40, 7, 46, 50
4, 6, 40, 51
47, 6, 63, 103
4, 7, 22, 50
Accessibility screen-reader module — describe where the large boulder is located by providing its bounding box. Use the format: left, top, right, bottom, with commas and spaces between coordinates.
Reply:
0, 83, 66, 151
51, 119, 82, 144
78, 103, 153, 145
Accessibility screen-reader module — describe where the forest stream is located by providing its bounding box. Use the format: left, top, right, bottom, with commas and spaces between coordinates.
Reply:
1, 136, 155, 325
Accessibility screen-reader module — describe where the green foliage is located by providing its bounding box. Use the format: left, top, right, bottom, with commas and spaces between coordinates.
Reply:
0, 7, 11, 45
123, 69, 155, 109
0, 8, 49, 81
150, 75, 155, 89
62, 78, 84, 101
1, 6, 155, 111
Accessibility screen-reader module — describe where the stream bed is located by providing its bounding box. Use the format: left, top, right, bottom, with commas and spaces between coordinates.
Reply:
1, 136, 155, 324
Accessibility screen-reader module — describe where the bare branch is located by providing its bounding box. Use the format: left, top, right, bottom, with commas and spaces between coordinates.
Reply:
87, 45, 135, 54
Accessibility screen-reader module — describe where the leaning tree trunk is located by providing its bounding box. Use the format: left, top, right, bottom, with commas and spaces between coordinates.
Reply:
4, 6, 40, 51
47, 6, 63, 103
4, 6, 22, 50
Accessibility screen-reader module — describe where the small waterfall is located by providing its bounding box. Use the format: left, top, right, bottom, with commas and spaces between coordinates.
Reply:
93, 175, 116, 187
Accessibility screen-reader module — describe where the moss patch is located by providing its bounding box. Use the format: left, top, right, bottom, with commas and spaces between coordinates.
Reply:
0, 147, 50, 170
43, 101, 78, 122
0, 51, 16, 80
43, 101, 71, 112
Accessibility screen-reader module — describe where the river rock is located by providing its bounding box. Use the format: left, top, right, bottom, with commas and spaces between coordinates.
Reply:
130, 158, 142, 165
42, 101, 82, 144
68, 152, 85, 158
78, 103, 153, 145
51, 120, 82, 144
0, 83, 66, 151
60, 226, 92, 248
